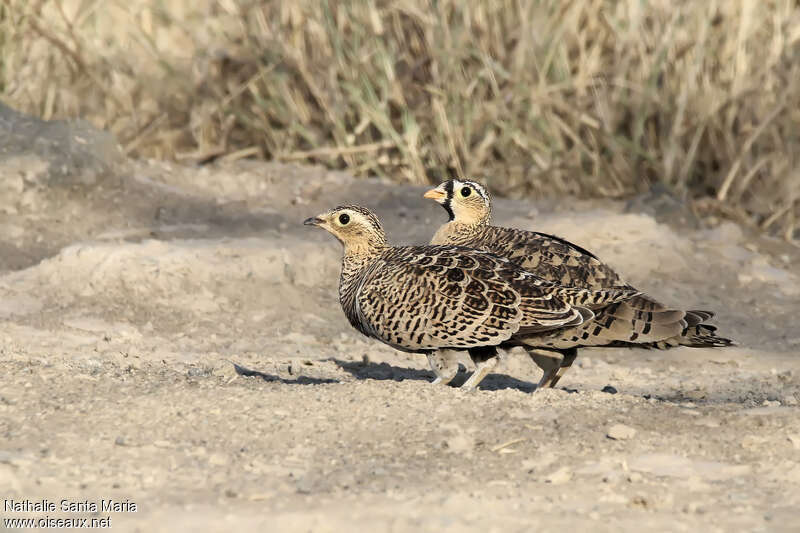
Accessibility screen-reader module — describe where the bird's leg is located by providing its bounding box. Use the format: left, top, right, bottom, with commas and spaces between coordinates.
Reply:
525, 348, 564, 391
548, 348, 578, 388
460, 347, 499, 391
460, 357, 498, 391
427, 350, 460, 385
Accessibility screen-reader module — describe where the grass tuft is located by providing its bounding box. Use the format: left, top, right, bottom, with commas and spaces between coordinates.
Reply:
2, 0, 799, 238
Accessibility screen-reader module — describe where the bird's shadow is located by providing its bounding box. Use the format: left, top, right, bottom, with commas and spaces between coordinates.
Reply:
332, 358, 433, 382
332, 358, 538, 393
232, 359, 539, 393
231, 361, 338, 385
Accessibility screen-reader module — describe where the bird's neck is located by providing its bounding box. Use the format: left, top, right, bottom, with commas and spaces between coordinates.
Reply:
431, 220, 487, 246
338, 245, 384, 333
340, 247, 379, 278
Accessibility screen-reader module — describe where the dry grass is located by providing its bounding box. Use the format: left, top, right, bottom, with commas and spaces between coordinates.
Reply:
2, 0, 799, 238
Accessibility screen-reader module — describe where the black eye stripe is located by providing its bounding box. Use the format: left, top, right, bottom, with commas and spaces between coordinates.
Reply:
339, 213, 350, 225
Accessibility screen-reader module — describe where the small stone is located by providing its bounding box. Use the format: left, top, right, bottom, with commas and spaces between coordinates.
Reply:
630, 494, 649, 508
544, 466, 572, 484
445, 434, 474, 454
607, 424, 637, 440
684, 502, 701, 514
248, 492, 274, 501
0, 451, 32, 468
694, 418, 720, 428
186, 366, 211, 378
601, 385, 617, 394
208, 453, 228, 466
599, 492, 628, 504
741, 435, 768, 449
602, 471, 624, 484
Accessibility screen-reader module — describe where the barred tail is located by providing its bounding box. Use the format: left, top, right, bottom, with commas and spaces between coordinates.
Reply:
650, 321, 736, 349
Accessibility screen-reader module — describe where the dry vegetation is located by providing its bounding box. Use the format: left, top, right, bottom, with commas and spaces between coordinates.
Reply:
1, 0, 799, 238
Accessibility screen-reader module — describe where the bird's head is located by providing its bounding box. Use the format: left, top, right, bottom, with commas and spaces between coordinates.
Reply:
424, 179, 492, 225
303, 205, 387, 253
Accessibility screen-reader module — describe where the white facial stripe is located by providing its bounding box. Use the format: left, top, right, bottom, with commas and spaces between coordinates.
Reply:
463, 181, 489, 204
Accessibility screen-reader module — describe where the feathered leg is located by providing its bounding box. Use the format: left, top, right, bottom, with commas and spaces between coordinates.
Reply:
461, 346, 499, 391
427, 350, 460, 385
526, 347, 578, 389
526, 348, 564, 390
548, 348, 578, 388
461, 359, 498, 391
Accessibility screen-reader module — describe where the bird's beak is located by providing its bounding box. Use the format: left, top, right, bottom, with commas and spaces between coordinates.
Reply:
423, 187, 446, 201
303, 216, 324, 226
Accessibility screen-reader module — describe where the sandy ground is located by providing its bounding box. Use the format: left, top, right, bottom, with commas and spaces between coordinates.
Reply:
1, 113, 800, 532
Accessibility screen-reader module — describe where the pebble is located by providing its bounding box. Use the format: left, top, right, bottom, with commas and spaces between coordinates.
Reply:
601, 471, 624, 484
741, 435, 769, 449
544, 467, 572, 484
607, 424, 637, 440
694, 418, 720, 428
247, 492, 275, 501
0, 451, 32, 467
601, 385, 618, 394
628, 453, 750, 480
445, 434, 474, 454
627, 472, 643, 483
294, 476, 315, 494
208, 453, 229, 466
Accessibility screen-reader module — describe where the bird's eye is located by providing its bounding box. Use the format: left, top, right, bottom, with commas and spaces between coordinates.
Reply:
460, 186, 472, 198
338, 213, 350, 225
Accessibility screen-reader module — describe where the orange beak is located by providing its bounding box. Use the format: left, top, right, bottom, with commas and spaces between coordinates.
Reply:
423, 187, 446, 201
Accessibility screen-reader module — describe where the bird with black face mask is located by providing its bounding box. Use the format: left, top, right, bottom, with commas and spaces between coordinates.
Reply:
424, 179, 734, 390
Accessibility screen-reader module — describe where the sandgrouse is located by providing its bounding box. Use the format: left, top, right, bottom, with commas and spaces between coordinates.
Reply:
424, 179, 733, 389
304, 205, 638, 390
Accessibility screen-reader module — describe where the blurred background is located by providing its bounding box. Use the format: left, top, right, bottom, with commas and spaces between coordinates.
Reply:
2, 0, 799, 239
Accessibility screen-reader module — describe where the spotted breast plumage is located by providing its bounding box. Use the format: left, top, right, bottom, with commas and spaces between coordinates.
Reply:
424, 179, 734, 389
304, 204, 637, 390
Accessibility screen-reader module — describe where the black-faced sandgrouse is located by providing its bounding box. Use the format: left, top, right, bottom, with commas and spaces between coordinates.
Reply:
424, 179, 734, 389
304, 205, 638, 390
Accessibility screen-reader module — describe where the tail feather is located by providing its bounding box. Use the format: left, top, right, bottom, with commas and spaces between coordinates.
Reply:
518, 298, 735, 350
652, 323, 735, 349
685, 310, 714, 326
